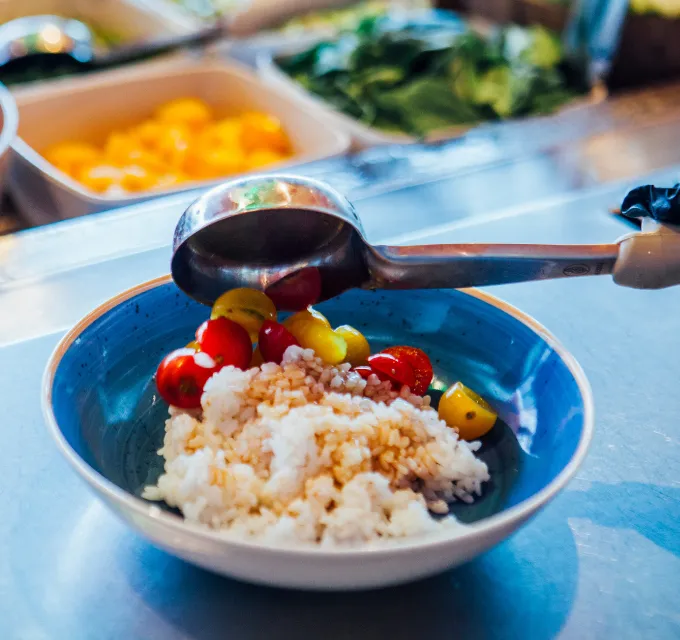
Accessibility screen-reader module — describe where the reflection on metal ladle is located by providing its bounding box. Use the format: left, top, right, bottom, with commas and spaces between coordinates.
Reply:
171, 175, 680, 308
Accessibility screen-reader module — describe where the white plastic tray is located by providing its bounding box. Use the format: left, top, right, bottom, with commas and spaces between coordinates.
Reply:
8, 56, 351, 225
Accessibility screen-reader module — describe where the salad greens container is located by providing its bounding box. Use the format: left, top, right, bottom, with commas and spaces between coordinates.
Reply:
258, 14, 599, 147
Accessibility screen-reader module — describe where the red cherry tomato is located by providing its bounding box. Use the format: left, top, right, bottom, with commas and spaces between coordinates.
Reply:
265, 267, 322, 311
258, 320, 300, 364
353, 365, 393, 384
195, 317, 251, 370
366, 353, 416, 389
155, 348, 218, 409
382, 346, 433, 395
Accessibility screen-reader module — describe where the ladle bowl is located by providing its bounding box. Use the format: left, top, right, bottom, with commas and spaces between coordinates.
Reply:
171, 174, 680, 307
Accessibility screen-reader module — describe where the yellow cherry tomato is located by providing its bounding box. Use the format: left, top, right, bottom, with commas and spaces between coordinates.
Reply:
334, 325, 370, 366
211, 288, 277, 342
155, 98, 212, 129
283, 309, 345, 364
186, 341, 200, 350
44, 142, 101, 175
289, 321, 347, 364
283, 307, 331, 333
438, 382, 498, 441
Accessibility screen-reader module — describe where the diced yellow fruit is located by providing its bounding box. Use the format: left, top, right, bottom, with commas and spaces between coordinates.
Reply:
438, 382, 497, 441
334, 325, 370, 366
126, 149, 169, 174
155, 97, 212, 129
44, 142, 101, 174
43, 99, 293, 195
246, 150, 287, 171
155, 124, 192, 169
103, 132, 170, 173
199, 118, 243, 150
211, 288, 277, 343
185, 147, 245, 180
154, 173, 188, 190
120, 165, 158, 192
78, 164, 123, 193
104, 132, 141, 165
133, 120, 165, 148
240, 112, 291, 153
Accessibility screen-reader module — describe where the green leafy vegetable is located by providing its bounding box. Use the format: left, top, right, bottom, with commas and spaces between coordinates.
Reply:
278, 17, 587, 137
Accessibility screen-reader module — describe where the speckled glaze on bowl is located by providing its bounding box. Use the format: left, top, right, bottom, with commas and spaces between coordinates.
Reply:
42, 276, 594, 590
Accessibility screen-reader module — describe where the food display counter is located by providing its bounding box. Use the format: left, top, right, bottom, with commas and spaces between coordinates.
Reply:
0, 160, 679, 637
0, 2, 679, 637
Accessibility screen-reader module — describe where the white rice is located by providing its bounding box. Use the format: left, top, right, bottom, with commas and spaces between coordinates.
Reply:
144, 345, 490, 547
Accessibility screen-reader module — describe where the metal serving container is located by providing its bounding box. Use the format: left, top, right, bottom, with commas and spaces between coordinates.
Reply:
0, 0, 199, 96
7, 57, 350, 225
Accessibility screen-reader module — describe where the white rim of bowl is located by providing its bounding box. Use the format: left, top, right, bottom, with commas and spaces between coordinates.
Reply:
42, 275, 594, 558
0, 83, 19, 157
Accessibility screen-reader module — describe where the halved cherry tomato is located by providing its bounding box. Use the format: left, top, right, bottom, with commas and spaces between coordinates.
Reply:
282, 307, 346, 363
438, 382, 497, 441
335, 325, 370, 366
283, 307, 331, 332
155, 348, 218, 409
211, 288, 277, 343
366, 353, 416, 389
382, 346, 433, 395
195, 317, 252, 370
287, 319, 346, 364
258, 320, 300, 364
265, 267, 322, 311
353, 365, 392, 384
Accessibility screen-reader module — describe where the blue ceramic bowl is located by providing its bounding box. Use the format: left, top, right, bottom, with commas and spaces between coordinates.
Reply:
42, 276, 593, 589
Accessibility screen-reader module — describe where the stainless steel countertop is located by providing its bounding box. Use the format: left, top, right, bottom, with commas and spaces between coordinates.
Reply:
0, 165, 679, 638
3, 78, 680, 638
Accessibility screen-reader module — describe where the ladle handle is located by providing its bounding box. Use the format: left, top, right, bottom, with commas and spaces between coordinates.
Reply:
369, 222, 680, 290
367, 243, 620, 289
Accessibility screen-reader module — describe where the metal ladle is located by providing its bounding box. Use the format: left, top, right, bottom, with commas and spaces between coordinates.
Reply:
171, 175, 680, 306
